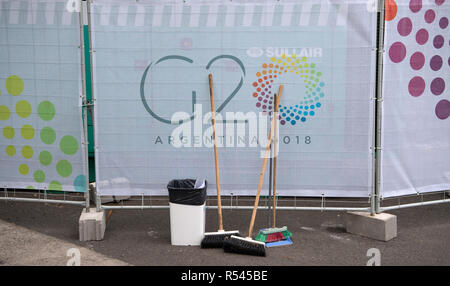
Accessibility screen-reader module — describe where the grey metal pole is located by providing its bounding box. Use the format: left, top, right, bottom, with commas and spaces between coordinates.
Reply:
85, 0, 101, 212
374, 0, 385, 214
79, 0, 90, 211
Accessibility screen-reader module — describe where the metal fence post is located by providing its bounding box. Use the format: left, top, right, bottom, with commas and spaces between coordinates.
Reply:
79, 0, 90, 211
374, 0, 385, 214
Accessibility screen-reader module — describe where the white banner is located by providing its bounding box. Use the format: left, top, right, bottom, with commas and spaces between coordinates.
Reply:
92, 0, 377, 197
381, 0, 450, 197
0, 0, 87, 192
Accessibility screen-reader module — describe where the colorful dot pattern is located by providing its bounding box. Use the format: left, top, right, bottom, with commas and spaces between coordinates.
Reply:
0, 75, 86, 191
387, 0, 449, 120
252, 54, 325, 126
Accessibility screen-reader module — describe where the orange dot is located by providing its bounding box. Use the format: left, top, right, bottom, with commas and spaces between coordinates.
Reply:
269, 75, 272, 78
262, 70, 267, 75
275, 65, 279, 69
270, 80, 273, 83
264, 76, 267, 80
268, 70, 272, 74
253, 82, 258, 87
269, 63, 273, 68
261, 84, 265, 88
257, 88, 261, 92
262, 63, 267, 68
258, 78, 263, 83
256, 72, 261, 77
253, 92, 258, 97
265, 81, 269, 85
274, 75, 277, 78
385, 0, 397, 21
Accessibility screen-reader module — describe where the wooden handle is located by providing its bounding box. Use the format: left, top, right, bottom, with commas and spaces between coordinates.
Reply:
272, 93, 279, 228
208, 74, 223, 231
248, 85, 283, 238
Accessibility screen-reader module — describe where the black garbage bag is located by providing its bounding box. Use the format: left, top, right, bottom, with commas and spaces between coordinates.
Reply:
167, 179, 207, 206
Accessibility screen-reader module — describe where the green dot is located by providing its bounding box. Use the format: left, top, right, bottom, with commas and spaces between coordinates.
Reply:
6, 75, 24, 96
38, 101, 55, 121
39, 151, 52, 166
49, 180, 62, 191
33, 170, 45, 183
19, 164, 29, 175
21, 124, 35, 140
56, 160, 72, 177
5, 145, 16, 156
40, 127, 56, 144
0, 105, 10, 120
3, 126, 14, 139
15, 100, 32, 118
21, 145, 33, 159
26, 185, 35, 190
60, 135, 79, 155
317, 72, 322, 77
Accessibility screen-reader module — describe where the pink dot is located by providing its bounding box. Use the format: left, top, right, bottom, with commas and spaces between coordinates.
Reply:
389, 42, 407, 63
409, 0, 422, 13
435, 0, 445, 6
430, 55, 443, 71
410, 52, 425, 70
280, 120, 286, 125
416, 29, 429, 45
262, 105, 267, 109
430, 77, 445, 95
439, 17, 448, 29
258, 97, 262, 101
435, 100, 450, 120
424, 10, 435, 23
408, 76, 426, 97
433, 35, 444, 49
256, 102, 261, 108
398, 17, 413, 36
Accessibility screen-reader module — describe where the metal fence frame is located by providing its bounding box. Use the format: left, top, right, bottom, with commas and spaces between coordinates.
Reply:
1, 0, 449, 214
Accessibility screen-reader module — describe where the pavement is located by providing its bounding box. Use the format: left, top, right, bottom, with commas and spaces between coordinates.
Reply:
0, 201, 449, 266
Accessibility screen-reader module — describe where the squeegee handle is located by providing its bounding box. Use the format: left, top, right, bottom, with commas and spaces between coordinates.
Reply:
248, 85, 283, 238
209, 74, 223, 231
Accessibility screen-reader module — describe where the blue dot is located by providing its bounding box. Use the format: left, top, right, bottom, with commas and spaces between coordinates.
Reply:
293, 109, 297, 112
303, 112, 308, 116
282, 113, 286, 117
305, 106, 309, 110
316, 103, 321, 108
301, 117, 306, 122
295, 105, 298, 108
310, 105, 315, 109
320, 82, 325, 87
291, 120, 296, 125
295, 115, 300, 120
310, 111, 315, 116
316, 87, 321, 92
300, 106, 303, 109
290, 113, 294, 117
320, 93, 324, 97
286, 117, 291, 121
312, 92, 316, 95
289, 107, 292, 109
74, 175, 87, 192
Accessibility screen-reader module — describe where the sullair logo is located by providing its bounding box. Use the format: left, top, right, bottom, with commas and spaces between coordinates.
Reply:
247, 47, 323, 58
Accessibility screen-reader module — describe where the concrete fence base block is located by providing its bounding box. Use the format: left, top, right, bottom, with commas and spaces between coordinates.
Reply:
346, 211, 397, 241
79, 208, 106, 241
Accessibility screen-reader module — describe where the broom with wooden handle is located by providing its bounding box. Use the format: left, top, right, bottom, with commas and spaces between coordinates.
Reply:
254, 93, 292, 244
201, 74, 240, 248
223, 85, 283, 256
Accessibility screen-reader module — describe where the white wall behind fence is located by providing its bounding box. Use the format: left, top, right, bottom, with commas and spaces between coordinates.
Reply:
381, 0, 450, 197
91, 0, 377, 197
0, 0, 87, 192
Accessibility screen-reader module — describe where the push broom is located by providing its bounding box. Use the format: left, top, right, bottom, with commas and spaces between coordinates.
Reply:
255, 93, 292, 246
201, 74, 240, 248
223, 85, 284, 256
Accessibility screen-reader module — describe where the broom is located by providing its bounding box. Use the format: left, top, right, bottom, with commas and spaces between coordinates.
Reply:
255, 93, 292, 245
201, 74, 239, 248
223, 85, 284, 256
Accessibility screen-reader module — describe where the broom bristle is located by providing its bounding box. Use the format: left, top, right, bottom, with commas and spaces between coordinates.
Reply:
223, 235, 266, 256
201, 231, 240, 248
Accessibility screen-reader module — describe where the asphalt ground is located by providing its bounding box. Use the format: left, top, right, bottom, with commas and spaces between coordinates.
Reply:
0, 200, 449, 266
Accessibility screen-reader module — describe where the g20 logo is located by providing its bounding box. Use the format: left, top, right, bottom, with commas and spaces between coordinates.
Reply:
140, 55, 245, 125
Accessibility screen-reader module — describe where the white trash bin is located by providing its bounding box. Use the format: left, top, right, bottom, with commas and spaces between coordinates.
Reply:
167, 179, 207, 246
169, 202, 205, 246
